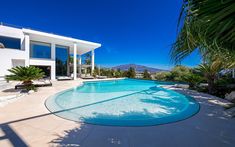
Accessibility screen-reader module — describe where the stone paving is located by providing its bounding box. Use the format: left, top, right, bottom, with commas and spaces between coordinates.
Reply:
0, 79, 235, 147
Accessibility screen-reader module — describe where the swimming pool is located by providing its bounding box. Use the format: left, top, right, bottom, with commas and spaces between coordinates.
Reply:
45, 79, 199, 126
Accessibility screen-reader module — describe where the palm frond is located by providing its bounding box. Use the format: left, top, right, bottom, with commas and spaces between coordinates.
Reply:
5, 66, 45, 83
171, 0, 235, 63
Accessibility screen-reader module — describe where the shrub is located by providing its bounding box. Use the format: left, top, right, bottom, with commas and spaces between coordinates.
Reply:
143, 70, 151, 79
171, 65, 191, 82
182, 73, 203, 89
124, 67, 136, 78
155, 72, 172, 81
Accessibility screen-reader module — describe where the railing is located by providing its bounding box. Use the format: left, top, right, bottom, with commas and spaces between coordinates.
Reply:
0, 22, 29, 29
0, 22, 75, 39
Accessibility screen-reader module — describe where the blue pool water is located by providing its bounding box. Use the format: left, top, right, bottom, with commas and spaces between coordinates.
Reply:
45, 79, 199, 126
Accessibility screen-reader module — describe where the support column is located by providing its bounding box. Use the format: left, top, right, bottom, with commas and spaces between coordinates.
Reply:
67, 48, 70, 76
51, 62, 56, 80
91, 49, 95, 73
51, 43, 56, 60
73, 43, 77, 80
78, 55, 82, 77
51, 43, 56, 80
24, 34, 30, 66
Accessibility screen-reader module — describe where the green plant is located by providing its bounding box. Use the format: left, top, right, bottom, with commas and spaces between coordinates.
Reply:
196, 61, 224, 94
155, 72, 172, 81
25, 84, 37, 91
125, 67, 136, 78
216, 76, 235, 86
114, 69, 123, 78
182, 73, 203, 89
170, 65, 191, 82
143, 70, 151, 80
84, 52, 91, 65
171, 0, 235, 63
5, 66, 45, 89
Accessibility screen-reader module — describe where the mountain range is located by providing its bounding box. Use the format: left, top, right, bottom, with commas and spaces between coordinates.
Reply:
112, 64, 168, 73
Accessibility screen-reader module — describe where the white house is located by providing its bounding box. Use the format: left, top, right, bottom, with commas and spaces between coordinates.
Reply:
0, 24, 101, 80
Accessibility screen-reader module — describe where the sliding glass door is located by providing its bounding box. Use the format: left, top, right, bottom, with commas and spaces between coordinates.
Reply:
56, 45, 69, 76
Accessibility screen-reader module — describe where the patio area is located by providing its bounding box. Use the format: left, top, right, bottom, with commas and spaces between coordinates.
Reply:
0, 79, 235, 147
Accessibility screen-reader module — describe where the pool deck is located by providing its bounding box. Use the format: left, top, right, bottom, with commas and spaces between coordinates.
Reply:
0, 79, 235, 147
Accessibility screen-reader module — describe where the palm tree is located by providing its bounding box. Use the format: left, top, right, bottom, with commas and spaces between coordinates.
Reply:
182, 72, 203, 89
171, 0, 235, 63
5, 66, 45, 85
196, 61, 223, 94
196, 48, 235, 94
125, 67, 136, 78
211, 49, 235, 69
143, 70, 151, 80
85, 53, 91, 65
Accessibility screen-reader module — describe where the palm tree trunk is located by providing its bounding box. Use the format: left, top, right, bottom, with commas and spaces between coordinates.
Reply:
23, 80, 33, 85
207, 77, 215, 94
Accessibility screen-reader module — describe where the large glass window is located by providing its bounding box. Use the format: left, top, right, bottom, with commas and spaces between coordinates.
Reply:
30, 41, 51, 59
56, 45, 69, 76
33, 66, 51, 78
0, 36, 21, 49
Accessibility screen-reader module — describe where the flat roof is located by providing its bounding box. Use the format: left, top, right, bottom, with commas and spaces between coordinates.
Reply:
22, 28, 101, 47
0, 23, 101, 55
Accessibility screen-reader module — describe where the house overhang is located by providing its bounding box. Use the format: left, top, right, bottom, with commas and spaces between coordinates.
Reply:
22, 28, 101, 55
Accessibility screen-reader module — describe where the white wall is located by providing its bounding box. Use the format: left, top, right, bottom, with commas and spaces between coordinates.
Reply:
29, 59, 56, 80
0, 26, 27, 77
12, 59, 25, 67
0, 49, 26, 76
0, 25, 25, 49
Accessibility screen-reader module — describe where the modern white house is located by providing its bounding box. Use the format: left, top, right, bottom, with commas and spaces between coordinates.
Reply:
0, 24, 101, 80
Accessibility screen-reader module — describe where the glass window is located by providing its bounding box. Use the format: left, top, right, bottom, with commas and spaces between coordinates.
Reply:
56, 45, 69, 76
30, 41, 51, 59
33, 66, 51, 78
0, 36, 21, 49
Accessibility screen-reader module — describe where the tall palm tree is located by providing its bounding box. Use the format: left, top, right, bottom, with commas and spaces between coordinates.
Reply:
197, 61, 223, 94
171, 0, 235, 63
196, 48, 235, 94
143, 69, 151, 80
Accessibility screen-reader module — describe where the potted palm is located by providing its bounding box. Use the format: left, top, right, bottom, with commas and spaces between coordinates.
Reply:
5, 66, 45, 91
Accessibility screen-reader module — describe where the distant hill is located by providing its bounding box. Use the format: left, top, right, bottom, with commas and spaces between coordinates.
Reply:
112, 64, 168, 73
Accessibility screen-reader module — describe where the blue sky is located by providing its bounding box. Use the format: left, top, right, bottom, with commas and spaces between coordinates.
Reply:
0, 0, 201, 70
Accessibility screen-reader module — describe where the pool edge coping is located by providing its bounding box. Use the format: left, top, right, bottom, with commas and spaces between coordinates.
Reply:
44, 78, 201, 127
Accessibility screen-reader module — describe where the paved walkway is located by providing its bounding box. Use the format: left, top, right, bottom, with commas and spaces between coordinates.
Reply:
0, 79, 235, 147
